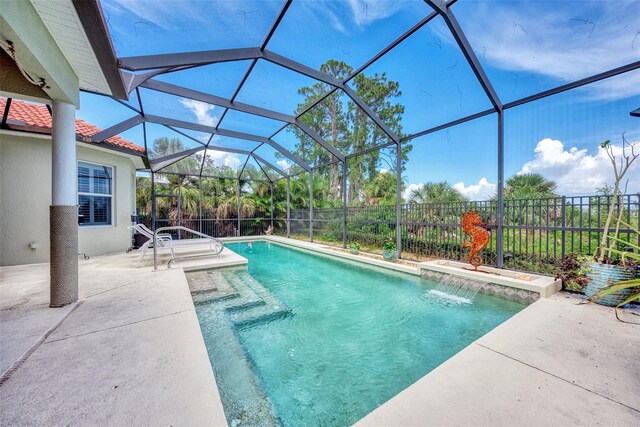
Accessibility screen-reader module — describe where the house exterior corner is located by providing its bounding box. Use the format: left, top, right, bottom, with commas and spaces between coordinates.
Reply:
0, 132, 140, 266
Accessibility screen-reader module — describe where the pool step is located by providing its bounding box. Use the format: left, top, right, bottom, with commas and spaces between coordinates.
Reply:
193, 270, 263, 311
191, 269, 290, 329
190, 268, 288, 425
190, 270, 238, 304
194, 305, 280, 427
223, 270, 291, 328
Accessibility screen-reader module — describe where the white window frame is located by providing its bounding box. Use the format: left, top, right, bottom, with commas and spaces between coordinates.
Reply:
77, 160, 115, 228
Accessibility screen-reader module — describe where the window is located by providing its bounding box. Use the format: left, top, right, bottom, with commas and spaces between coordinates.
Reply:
78, 161, 113, 226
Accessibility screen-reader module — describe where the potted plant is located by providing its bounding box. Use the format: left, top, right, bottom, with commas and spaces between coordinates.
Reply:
588, 219, 640, 321
348, 242, 361, 255
584, 136, 639, 306
382, 241, 399, 262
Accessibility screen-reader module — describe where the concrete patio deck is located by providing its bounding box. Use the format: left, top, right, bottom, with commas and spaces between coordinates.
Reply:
357, 293, 640, 426
0, 251, 232, 426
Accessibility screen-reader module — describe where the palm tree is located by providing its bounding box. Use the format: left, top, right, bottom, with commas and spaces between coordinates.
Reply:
406, 181, 468, 239
364, 172, 397, 205
504, 173, 557, 199
312, 173, 333, 208
152, 137, 185, 158
200, 177, 227, 216
289, 177, 311, 209
248, 181, 272, 218
166, 175, 201, 218
216, 181, 256, 220
503, 173, 559, 232
136, 176, 152, 214
409, 181, 468, 204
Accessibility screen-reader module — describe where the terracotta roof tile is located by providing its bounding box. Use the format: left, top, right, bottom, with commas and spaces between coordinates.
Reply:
0, 98, 145, 154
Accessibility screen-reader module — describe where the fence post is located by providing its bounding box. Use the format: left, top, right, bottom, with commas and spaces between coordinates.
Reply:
177, 184, 182, 240
396, 141, 402, 258
561, 196, 566, 261
270, 183, 274, 229
496, 111, 505, 268
342, 161, 348, 249
286, 177, 291, 238
309, 170, 313, 242
237, 179, 241, 237
151, 172, 156, 232
637, 194, 640, 250
198, 176, 203, 233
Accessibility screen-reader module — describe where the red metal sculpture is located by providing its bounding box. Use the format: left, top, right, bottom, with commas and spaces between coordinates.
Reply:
461, 211, 490, 270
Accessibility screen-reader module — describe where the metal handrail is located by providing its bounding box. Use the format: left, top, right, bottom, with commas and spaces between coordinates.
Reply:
153, 226, 222, 270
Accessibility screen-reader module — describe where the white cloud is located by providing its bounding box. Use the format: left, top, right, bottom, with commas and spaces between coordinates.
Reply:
403, 183, 422, 201
224, 156, 241, 170
179, 99, 217, 127
517, 138, 640, 195
378, 167, 389, 174
104, 0, 207, 30
326, 8, 348, 34
404, 137, 639, 202
346, 0, 410, 27
403, 179, 496, 202
204, 149, 241, 171
453, 178, 497, 201
444, 0, 640, 100
301, 0, 416, 34
104, 0, 275, 35
277, 159, 292, 171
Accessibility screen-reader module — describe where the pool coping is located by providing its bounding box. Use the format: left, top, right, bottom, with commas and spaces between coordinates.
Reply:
417, 259, 561, 298
217, 235, 423, 276
214, 236, 560, 300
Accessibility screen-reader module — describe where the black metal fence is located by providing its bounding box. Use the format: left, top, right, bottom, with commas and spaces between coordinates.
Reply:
500, 194, 639, 272
141, 216, 278, 238
286, 194, 640, 274
140, 194, 639, 275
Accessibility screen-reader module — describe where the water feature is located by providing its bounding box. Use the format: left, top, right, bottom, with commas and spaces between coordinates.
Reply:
422, 270, 488, 305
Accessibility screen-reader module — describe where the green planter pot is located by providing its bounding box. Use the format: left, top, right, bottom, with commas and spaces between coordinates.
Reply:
349, 248, 359, 255
584, 262, 635, 307
383, 249, 399, 262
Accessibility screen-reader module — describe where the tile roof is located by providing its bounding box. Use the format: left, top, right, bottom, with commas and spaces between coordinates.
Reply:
0, 98, 145, 154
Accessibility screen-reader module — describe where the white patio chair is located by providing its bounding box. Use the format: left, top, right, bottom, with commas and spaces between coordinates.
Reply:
129, 224, 173, 266
129, 223, 224, 267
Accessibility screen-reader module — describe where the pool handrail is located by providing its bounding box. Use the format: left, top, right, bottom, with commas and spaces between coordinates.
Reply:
153, 226, 223, 270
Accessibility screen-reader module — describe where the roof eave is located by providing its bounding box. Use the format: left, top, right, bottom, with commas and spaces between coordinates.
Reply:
72, 0, 128, 100
1, 124, 145, 157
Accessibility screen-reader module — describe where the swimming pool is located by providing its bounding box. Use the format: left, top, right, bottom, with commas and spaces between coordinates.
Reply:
192, 241, 527, 426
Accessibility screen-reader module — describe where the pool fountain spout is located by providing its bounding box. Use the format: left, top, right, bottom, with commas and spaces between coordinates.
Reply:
423, 270, 488, 304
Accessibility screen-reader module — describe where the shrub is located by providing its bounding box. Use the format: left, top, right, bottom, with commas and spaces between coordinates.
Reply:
554, 254, 592, 291
382, 241, 397, 251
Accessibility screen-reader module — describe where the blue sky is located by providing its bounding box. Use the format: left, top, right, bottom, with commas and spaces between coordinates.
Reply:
79, 0, 640, 199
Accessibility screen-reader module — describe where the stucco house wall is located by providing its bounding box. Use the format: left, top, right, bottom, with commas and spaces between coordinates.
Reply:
0, 131, 138, 266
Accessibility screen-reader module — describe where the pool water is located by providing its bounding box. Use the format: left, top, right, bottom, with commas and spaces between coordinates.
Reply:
194, 241, 526, 426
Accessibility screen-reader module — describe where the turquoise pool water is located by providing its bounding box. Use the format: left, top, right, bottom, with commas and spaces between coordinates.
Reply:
194, 241, 526, 426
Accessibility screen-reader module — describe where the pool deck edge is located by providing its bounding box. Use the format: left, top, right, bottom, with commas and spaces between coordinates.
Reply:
223, 235, 423, 276
355, 293, 640, 426
418, 259, 561, 297
222, 236, 560, 299
0, 253, 228, 426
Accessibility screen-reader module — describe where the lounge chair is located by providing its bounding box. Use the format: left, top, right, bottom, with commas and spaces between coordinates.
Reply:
129, 223, 224, 267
